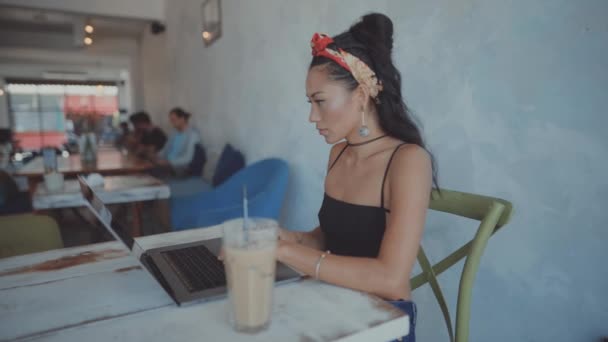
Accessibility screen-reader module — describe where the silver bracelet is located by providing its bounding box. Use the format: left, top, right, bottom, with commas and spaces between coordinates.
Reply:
314, 250, 330, 280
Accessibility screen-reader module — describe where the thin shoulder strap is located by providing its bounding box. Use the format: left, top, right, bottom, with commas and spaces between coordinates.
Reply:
381, 143, 407, 209
328, 144, 349, 173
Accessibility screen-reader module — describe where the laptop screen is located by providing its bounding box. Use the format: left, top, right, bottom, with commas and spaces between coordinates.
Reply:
77, 176, 135, 250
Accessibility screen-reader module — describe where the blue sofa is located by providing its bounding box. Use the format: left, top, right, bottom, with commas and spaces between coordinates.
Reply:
170, 158, 289, 230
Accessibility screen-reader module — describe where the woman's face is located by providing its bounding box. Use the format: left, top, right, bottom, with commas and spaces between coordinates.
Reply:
306, 66, 360, 144
169, 112, 186, 130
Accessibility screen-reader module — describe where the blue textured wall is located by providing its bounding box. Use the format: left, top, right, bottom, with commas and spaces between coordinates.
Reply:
399, 1, 608, 340
162, 1, 608, 340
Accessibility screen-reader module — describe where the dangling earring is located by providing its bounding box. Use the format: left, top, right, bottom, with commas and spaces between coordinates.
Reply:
358, 108, 370, 137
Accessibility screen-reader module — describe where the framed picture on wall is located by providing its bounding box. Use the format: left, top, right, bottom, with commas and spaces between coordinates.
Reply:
201, 0, 222, 46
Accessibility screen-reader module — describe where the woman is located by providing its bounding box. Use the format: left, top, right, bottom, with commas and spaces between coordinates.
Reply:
157, 107, 201, 176
277, 13, 438, 341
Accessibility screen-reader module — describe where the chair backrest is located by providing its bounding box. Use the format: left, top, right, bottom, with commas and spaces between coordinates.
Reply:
188, 143, 207, 176
213, 158, 289, 208
171, 158, 290, 230
0, 214, 64, 259
410, 189, 513, 342
212, 144, 245, 186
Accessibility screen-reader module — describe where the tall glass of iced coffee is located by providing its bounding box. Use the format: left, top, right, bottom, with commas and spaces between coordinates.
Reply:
222, 217, 278, 333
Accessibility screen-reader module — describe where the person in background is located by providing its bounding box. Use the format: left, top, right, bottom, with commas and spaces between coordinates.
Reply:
0, 170, 31, 215
156, 107, 201, 176
114, 122, 132, 150
0, 129, 13, 171
128, 111, 167, 159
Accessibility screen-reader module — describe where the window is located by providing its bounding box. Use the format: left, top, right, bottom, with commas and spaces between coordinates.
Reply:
6, 81, 118, 150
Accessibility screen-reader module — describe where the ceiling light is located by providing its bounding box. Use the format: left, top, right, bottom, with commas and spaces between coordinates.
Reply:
85, 24, 94, 33
84, 37, 93, 45
202, 31, 212, 40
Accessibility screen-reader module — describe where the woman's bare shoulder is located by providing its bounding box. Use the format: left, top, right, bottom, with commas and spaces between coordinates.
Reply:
390, 144, 432, 179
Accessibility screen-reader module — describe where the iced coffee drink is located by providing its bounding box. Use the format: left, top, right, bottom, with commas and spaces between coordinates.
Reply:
222, 218, 277, 333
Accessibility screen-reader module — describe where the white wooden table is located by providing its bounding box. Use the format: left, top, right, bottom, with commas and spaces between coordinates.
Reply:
32, 174, 170, 210
0, 226, 409, 342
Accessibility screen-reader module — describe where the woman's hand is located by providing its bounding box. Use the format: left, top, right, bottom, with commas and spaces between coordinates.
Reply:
276, 237, 296, 264
218, 237, 293, 266
278, 228, 303, 244
218, 229, 294, 262
277, 228, 297, 262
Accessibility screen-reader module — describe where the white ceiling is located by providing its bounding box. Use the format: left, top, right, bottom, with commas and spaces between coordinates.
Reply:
0, 0, 165, 21
0, 5, 150, 49
0, 6, 148, 36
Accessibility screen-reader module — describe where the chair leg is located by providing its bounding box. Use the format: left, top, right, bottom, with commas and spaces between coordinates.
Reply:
455, 202, 505, 342
418, 247, 455, 342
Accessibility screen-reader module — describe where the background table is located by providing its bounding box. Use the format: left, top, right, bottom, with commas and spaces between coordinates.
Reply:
32, 174, 170, 210
15, 149, 155, 178
14, 149, 157, 193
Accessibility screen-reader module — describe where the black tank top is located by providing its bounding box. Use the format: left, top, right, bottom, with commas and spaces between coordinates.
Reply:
318, 143, 406, 257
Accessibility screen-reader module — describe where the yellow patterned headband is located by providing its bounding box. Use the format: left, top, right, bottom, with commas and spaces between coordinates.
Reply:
311, 33, 384, 102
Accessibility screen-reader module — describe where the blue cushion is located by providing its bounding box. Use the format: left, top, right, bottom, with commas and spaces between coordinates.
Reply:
212, 144, 245, 186
188, 143, 207, 176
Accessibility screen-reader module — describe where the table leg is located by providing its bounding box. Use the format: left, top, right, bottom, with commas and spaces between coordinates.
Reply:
131, 202, 143, 237
26, 176, 39, 197
154, 199, 171, 233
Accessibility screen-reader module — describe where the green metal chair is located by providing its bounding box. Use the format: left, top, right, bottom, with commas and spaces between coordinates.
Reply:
411, 189, 513, 342
0, 214, 64, 259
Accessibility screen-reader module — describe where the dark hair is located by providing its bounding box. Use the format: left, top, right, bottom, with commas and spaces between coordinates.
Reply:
129, 111, 151, 125
170, 107, 191, 120
309, 13, 438, 188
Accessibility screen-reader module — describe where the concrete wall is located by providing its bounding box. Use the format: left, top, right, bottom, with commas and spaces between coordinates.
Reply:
140, 25, 170, 128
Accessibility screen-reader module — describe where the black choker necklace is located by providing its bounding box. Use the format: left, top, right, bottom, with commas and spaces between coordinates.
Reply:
347, 135, 388, 147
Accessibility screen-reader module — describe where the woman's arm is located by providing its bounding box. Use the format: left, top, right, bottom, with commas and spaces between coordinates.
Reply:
157, 134, 170, 161
168, 130, 200, 168
277, 145, 432, 300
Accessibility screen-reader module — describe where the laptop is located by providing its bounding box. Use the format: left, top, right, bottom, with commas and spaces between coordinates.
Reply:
77, 175, 301, 305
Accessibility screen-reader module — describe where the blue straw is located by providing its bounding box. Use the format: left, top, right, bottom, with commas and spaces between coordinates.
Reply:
242, 185, 249, 242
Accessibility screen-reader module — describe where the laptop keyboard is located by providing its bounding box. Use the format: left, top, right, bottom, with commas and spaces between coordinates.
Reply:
161, 245, 226, 293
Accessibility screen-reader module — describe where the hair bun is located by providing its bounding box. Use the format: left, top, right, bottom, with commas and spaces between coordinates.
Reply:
349, 13, 394, 51
171, 107, 191, 119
